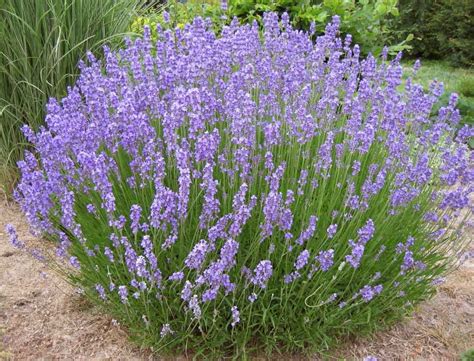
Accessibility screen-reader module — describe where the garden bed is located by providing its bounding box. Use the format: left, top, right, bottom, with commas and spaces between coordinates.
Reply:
1, 199, 472, 360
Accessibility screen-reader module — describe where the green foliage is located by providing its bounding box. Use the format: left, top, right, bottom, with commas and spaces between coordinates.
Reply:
397, 0, 474, 67
136, 0, 409, 56
457, 78, 474, 99
231, 0, 410, 55
132, 0, 223, 34
461, 349, 474, 361
0, 0, 152, 195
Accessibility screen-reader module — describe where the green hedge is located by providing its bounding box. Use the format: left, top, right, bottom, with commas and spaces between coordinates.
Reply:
397, 0, 474, 67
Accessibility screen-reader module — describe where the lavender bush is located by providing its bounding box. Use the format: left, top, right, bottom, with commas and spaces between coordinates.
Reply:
10, 13, 473, 356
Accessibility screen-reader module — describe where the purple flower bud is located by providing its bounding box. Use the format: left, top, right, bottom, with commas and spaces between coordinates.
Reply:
5, 224, 24, 249
231, 305, 240, 327
248, 292, 258, 303
160, 323, 173, 338
169, 271, 184, 281
118, 285, 128, 303
251, 260, 273, 288
295, 250, 310, 270
95, 284, 106, 300
327, 224, 338, 239
184, 240, 209, 270
104, 247, 114, 262
130, 204, 142, 235
316, 249, 335, 271
69, 256, 81, 269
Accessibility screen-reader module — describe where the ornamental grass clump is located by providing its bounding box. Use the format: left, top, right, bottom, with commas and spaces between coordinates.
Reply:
9, 13, 473, 357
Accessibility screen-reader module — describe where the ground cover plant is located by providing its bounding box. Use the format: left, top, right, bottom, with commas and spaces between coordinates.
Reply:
7, 13, 473, 358
0, 0, 153, 194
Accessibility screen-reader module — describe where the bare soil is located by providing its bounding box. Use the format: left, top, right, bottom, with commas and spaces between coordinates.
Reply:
0, 200, 472, 360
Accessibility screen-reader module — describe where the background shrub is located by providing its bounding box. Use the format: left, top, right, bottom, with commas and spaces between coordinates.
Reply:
136, 0, 410, 56
9, 14, 472, 358
132, 0, 223, 34
396, 0, 474, 67
231, 0, 409, 55
457, 78, 474, 99
0, 0, 153, 195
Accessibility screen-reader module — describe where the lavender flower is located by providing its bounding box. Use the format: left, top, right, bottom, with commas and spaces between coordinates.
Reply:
327, 224, 338, 239
130, 204, 142, 234
248, 293, 258, 303
104, 247, 114, 263
359, 284, 383, 302
231, 306, 240, 327
69, 256, 81, 269
189, 295, 201, 320
315, 249, 335, 271
5, 224, 24, 249
169, 271, 184, 281
345, 242, 365, 269
251, 260, 273, 288
95, 284, 106, 300
135, 255, 149, 278
181, 281, 193, 301
363, 356, 378, 361
401, 250, 415, 273
295, 250, 310, 270
220, 0, 228, 11
184, 240, 209, 270
160, 323, 174, 338
10, 11, 473, 354
118, 285, 128, 304
357, 219, 375, 244
296, 216, 317, 245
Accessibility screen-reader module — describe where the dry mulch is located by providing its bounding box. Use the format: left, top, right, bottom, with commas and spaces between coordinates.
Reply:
0, 200, 472, 360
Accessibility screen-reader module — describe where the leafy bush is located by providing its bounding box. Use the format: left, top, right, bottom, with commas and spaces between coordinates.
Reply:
132, 0, 223, 35
461, 348, 474, 361
134, 0, 410, 56
230, 0, 409, 55
0, 0, 152, 194
397, 0, 474, 67
457, 78, 474, 99
9, 14, 473, 357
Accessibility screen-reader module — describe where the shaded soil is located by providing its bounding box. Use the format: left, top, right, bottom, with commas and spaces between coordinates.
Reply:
0, 200, 472, 360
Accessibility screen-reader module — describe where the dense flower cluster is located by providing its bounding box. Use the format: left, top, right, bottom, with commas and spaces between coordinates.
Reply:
10, 12, 473, 355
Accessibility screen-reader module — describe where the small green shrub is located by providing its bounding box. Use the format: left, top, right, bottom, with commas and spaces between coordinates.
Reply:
396, 0, 474, 67
457, 78, 474, 99
0, 0, 153, 195
461, 348, 474, 361
132, 0, 223, 35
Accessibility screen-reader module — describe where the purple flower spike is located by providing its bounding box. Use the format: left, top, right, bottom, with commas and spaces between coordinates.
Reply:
5, 224, 24, 249
231, 305, 240, 327
327, 224, 338, 239
251, 260, 273, 289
